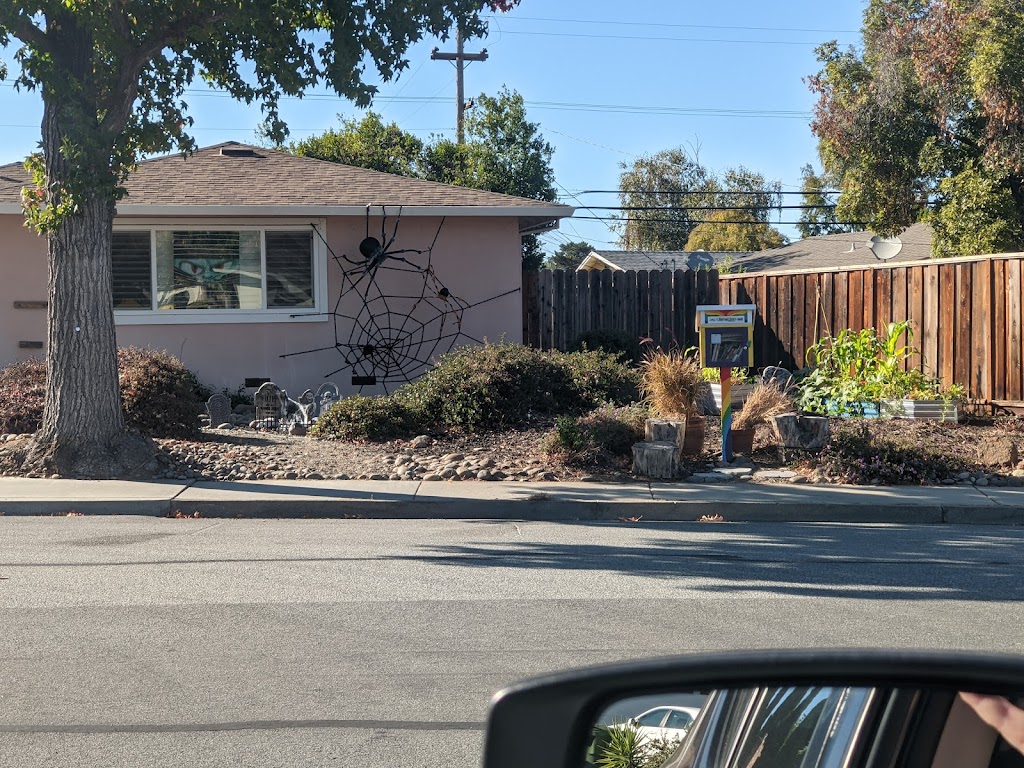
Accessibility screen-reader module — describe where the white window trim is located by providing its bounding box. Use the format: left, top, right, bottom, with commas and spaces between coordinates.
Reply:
113, 219, 329, 325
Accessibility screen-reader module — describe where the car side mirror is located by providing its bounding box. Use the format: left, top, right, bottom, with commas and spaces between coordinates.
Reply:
482, 649, 1024, 768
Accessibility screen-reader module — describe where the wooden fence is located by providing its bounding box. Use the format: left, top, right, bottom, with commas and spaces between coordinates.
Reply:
719, 254, 1024, 405
524, 254, 1024, 405
522, 268, 719, 352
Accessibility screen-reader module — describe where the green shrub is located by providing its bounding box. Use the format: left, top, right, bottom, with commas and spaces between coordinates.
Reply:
545, 403, 648, 464
0, 350, 201, 438
571, 329, 643, 365
399, 342, 640, 432
0, 358, 46, 434
118, 347, 202, 438
311, 394, 421, 441
310, 343, 641, 439
814, 422, 970, 485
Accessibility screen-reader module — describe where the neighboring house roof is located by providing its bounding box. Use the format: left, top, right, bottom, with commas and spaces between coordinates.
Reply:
0, 142, 572, 232
577, 250, 750, 272
733, 223, 934, 274
573, 224, 935, 274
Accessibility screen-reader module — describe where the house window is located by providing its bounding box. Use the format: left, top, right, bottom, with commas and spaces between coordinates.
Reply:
111, 224, 323, 323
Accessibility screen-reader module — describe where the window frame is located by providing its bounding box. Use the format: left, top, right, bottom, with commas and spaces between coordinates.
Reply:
112, 218, 328, 325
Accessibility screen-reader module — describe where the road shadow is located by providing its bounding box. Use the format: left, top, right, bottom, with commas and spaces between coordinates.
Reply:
383, 522, 1024, 601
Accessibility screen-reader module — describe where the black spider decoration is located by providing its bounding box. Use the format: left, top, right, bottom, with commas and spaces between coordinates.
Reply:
281, 207, 518, 392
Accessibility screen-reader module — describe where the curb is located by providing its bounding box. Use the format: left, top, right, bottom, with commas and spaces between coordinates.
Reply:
2, 498, 1023, 524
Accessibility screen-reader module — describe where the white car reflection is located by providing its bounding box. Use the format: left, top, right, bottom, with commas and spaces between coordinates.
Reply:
625, 705, 701, 742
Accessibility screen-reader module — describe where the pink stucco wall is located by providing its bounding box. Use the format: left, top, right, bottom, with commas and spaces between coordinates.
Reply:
0, 216, 48, 364
0, 213, 524, 396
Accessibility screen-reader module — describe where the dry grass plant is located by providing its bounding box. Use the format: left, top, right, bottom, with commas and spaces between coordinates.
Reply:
732, 382, 795, 431
640, 348, 705, 418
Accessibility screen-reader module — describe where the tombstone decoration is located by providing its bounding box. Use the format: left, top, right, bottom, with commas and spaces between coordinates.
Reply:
279, 390, 303, 426
314, 382, 340, 419
254, 382, 284, 430
206, 393, 232, 429
296, 389, 316, 425
761, 366, 795, 393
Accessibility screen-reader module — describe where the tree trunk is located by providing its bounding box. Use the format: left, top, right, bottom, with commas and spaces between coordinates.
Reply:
632, 441, 678, 479
23, 86, 150, 477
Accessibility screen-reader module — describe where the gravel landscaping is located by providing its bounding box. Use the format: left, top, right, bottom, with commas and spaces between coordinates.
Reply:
4, 410, 1024, 486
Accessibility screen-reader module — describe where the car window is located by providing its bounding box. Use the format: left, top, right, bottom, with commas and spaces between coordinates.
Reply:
667, 710, 696, 730
730, 687, 873, 768
637, 709, 669, 727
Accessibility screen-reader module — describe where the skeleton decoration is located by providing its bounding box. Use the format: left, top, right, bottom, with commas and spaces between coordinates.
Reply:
282, 207, 518, 392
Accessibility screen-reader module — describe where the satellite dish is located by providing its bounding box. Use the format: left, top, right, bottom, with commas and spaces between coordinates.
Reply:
687, 250, 715, 271
867, 235, 903, 261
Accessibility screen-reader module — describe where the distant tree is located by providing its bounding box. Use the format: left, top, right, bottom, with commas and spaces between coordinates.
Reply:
796, 164, 850, 238
808, 0, 1024, 255
292, 113, 424, 177
685, 210, 787, 252
433, 87, 557, 270
617, 150, 783, 250
617, 147, 714, 250
714, 166, 782, 223
545, 240, 594, 270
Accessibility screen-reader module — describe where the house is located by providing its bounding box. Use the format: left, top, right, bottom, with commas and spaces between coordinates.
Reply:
576, 250, 750, 272
574, 223, 934, 275
733, 223, 934, 274
0, 142, 573, 394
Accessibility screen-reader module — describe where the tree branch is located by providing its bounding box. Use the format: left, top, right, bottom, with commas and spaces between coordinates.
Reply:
1, 10, 51, 53
99, 9, 220, 137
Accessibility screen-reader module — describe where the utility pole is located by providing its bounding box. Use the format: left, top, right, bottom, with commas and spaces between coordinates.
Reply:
430, 28, 488, 144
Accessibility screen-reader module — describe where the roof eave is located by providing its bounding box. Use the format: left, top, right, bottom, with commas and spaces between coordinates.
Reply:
0, 203, 575, 218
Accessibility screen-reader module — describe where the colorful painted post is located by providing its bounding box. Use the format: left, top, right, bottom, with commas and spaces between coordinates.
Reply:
721, 366, 733, 462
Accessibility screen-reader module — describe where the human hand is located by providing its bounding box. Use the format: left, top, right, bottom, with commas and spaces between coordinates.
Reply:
960, 692, 1024, 755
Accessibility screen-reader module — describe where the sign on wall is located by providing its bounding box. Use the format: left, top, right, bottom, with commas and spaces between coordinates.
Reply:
696, 304, 756, 369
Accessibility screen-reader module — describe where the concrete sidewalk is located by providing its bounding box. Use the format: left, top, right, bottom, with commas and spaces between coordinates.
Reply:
1, 477, 1024, 523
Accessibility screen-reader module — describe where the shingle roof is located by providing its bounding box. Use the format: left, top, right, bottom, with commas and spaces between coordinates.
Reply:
734, 223, 934, 274
580, 250, 750, 271
577, 224, 934, 274
0, 142, 573, 214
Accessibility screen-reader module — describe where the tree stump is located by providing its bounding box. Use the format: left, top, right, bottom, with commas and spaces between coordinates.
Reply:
645, 418, 685, 448
632, 441, 679, 479
770, 413, 830, 451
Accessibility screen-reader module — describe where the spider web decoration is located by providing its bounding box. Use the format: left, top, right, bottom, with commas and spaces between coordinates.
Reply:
281, 207, 519, 392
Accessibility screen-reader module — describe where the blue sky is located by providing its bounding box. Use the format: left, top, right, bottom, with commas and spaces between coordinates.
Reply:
0, 1, 866, 254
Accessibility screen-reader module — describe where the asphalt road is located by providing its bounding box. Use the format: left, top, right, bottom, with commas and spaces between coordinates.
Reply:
2, 516, 1024, 767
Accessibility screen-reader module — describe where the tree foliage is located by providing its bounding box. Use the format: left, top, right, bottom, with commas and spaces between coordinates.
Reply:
617, 149, 783, 251
296, 86, 557, 269
685, 210, 786, 252
808, 0, 1024, 256
796, 164, 851, 238
545, 240, 594, 270
292, 112, 425, 177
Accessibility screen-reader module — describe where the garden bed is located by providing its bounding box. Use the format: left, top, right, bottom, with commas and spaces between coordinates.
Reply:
1, 414, 1021, 484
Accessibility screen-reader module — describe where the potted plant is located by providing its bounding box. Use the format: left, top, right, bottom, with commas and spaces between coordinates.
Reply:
701, 367, 755, 415
730, 383, 795, 455
640, 347, 706, 455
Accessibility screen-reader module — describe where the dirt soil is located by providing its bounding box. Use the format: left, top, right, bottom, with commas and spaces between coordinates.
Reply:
1, 414, 1019, 482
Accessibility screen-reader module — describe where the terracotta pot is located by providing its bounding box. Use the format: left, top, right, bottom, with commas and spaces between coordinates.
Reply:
730, 427, 756, 456
682, 416, 706, 456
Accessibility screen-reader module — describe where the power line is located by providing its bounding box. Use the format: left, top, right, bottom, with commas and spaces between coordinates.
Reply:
492, 29, 855, 47
581, 205, 837, 211
483, 14, 857, 34
566, 189, 841, 196
572, 215, 866, 226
